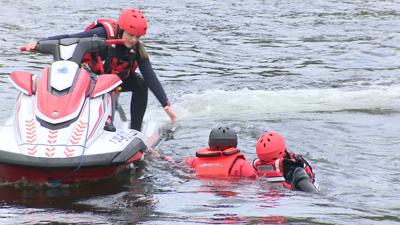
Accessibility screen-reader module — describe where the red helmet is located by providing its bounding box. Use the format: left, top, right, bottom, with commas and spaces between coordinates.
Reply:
256, 132, 286, 162
118, 8, 147, 36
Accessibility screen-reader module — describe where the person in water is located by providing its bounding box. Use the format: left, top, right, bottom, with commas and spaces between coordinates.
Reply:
24, 8, 177, 131
150, 125, 256, 178
253, 131, 319, 193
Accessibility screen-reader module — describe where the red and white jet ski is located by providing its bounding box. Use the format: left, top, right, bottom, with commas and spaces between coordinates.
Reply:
0, 37, 169, 184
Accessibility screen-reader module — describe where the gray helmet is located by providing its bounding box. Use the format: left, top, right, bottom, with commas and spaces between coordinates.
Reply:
208, 126, 238, 151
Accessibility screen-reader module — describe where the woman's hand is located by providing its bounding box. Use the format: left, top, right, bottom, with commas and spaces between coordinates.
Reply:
164, 106, 177, 125
25, 41, 38, 51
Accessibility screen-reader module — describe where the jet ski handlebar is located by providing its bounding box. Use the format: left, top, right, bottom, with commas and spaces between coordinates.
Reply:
20, 37, 126, 66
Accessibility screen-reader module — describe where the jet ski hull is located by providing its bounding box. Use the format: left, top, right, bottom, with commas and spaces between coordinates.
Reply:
0, 163, 129, 184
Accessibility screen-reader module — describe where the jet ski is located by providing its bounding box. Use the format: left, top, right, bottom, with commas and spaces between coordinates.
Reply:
0, 37, 170, 185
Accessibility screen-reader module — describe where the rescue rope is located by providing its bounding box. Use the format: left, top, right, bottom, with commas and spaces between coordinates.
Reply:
52, 76, 94, 185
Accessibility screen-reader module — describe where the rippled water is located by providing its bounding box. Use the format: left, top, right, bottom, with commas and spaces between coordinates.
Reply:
0, 0, 399, 224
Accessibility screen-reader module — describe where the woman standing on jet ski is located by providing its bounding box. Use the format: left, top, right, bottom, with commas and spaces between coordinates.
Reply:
24, 8, 177, 131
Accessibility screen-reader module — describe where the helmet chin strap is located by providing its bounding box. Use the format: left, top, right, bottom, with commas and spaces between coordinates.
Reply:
117, 28, 124, 39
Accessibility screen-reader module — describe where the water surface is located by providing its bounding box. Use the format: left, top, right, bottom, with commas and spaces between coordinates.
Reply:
0, 0, 399, 224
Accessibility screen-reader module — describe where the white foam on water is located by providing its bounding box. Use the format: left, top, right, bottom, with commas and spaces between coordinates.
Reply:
146, 86, 400, 120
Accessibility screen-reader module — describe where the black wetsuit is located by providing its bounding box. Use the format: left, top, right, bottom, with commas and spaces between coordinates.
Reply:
40, 27, 170, 131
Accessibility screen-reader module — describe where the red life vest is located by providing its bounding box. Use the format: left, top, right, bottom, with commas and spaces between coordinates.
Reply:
82, 19, 138, 79
253, 158, 292, 190
194, 147, 246, 176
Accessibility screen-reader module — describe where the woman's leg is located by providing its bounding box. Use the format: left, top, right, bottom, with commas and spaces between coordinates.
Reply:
120, 73, 148, 131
